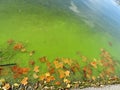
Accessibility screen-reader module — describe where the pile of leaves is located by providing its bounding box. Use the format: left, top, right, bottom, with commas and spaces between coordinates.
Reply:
0, 39, 120, 90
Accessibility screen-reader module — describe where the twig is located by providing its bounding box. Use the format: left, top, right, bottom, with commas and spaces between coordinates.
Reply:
0, 63, 17, 67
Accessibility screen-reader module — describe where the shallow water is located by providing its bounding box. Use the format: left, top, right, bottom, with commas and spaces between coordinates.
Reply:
0, 0, 120, 78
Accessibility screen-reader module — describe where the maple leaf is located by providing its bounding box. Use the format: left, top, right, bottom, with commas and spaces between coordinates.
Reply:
62, 58, 72, 66
21, 68, 29, 74
29, 51, 35, 56
7, 39, 14, 45
65, 70, 70, 77
54, 60, 63, 69
33, 73, 39, 79
39, 56, 47, 63
29, 60, 35, 65
13, 43, 23, 50
90, 61, 97, 68
92, 76, 96, 81
3, 83, 10, 90
39, 75, 46, 81
58, 69, 65, 79
45, 72, 50, 77
46, 76, 55, 82
63, 78, 70, 84
48, 67, 55, 74
33, 66, 39, 73
55, 81, 61, 85
21, 77, 28, 86
21, 48, 27, 52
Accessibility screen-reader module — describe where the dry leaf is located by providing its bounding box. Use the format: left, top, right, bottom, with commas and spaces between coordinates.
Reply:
33, 73, 39, 79
13, 43, 23, 50
40, 75, 46, 81
39, 56, 47, 63
63, 78, 70, 84
7, 39, 14, 45
58, 69, 65, 79
45, 72, 50, 77
33, 66, 39, 73
65, 70, 70, 77
55, 81, 61, 85
90, 61, 97, 68
21, 77, 28, 85
3, 83, 10, 90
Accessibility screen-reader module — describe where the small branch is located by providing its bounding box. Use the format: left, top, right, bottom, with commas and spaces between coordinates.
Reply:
0, 63, 17, 67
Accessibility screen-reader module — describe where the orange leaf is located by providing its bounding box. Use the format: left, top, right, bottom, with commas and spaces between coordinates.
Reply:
54, 61, 63, 69
13, 43, 23, 50
21, 77, 28, 85
48, 67, 55, 75
55, 81, 61, 85
90, 61, 97, 68
58, 69, 65, 79
39, 75, 46, 81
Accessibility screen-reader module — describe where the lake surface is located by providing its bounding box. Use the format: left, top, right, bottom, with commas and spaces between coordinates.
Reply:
0, 0, 120, 71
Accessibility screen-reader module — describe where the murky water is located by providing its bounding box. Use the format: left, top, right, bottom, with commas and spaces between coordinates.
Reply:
0, 0, 120, 81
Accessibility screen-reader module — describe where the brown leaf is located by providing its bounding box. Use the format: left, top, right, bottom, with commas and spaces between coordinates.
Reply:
13, 43, 23, 50
39, 56, 47, 63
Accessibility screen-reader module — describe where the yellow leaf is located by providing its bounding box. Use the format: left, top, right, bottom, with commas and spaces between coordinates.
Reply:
33, 66, 39, 73
3, 83, 10, 90
21, 77, 28, 85
45, 72, 50, 77
58, 69, 65, 79
65, 70, 70, 77
33, 73, 39, 79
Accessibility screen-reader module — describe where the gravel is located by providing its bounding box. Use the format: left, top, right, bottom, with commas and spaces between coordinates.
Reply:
71, 84, 120, 90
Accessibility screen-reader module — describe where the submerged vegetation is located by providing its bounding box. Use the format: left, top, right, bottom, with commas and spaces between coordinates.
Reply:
0, 40, 120, 90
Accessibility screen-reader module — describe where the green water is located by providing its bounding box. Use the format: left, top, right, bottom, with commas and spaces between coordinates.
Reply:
0, 0, 120, 70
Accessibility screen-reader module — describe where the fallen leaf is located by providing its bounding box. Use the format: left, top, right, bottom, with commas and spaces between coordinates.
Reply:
3, 83, 10, 90
29, 60, 35, 65
33, 66, 39, 73
58, 69, 65, 79
21, 48, 27, 52
39, 75, 46, 81
65, 70, 70, 77
33, 73, 39, 79
13, 43, 23, 50
55, 81, 61, 85
21, 77, 28, 85
48, 67, 55, 74
39, 56, 47, 63
7, 39, 14, 45
29, 51, 35, 56
90, 61, 97, 68
45, 72, 50, 77
63, 78, 70, 84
